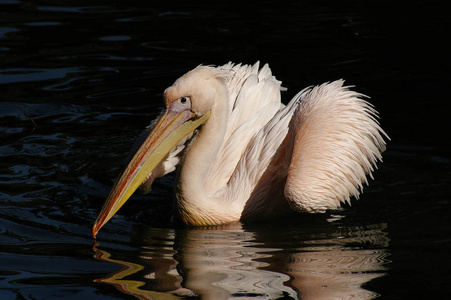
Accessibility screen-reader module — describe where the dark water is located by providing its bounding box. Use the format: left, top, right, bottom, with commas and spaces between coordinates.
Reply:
1, 0, 450, 299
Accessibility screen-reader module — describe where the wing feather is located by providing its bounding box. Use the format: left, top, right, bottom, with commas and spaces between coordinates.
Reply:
284, 80, 388, 213
225, 90, 300, 200
206, 62, 286, 193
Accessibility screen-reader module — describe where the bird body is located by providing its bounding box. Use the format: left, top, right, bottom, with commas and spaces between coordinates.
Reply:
92, 62, 387, 237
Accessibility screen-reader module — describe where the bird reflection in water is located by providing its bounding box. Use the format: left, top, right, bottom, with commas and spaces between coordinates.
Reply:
93, 222, 389, 299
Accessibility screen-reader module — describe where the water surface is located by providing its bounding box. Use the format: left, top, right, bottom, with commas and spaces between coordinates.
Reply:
1, 1, 450, 299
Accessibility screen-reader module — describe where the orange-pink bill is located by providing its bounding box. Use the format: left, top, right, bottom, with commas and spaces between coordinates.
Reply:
92, 100, 210, 237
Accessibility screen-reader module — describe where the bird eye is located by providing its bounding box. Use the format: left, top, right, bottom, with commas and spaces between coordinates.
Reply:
180, 97, 188, 103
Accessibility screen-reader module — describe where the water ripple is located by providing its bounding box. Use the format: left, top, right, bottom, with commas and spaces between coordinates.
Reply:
37, 6, 135, 14
0, 68, 81, 85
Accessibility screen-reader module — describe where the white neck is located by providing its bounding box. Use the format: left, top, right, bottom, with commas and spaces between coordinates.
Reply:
175, 85, 242, 225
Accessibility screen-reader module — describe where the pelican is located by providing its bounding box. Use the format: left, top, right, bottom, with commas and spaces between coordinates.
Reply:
92, 62, 387, 237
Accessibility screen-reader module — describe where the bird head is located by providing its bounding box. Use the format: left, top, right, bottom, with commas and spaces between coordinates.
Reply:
91, 66, 231, 237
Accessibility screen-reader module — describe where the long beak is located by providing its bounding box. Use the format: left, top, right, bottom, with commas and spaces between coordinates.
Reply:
92, 107, 211, 238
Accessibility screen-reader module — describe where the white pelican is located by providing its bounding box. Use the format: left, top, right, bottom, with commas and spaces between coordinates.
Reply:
92, 62, 387, 237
